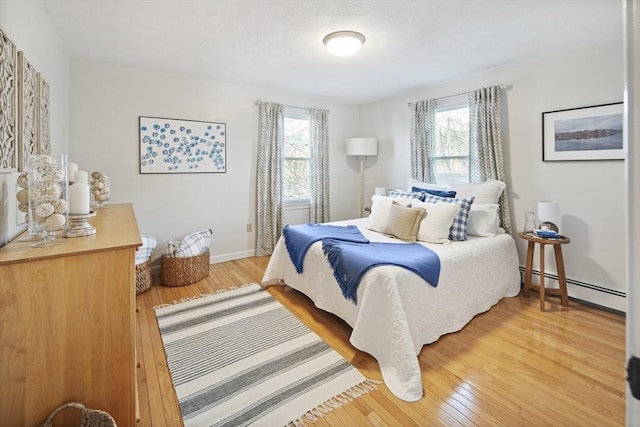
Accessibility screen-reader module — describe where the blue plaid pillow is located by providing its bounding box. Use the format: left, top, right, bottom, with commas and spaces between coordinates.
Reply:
423, 194, 475, 241
388, 189, 425, 200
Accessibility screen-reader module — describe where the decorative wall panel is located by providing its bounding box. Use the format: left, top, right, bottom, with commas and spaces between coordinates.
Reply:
17, 51, 37, 171
37, 73, 50, 155
0, 28, 17, 172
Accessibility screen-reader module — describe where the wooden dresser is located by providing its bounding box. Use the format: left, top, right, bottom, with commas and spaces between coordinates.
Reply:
0, 203, 141, 426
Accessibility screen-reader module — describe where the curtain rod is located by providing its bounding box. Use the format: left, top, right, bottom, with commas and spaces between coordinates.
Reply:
407, 84, 507, 108
256, 100, 329, 114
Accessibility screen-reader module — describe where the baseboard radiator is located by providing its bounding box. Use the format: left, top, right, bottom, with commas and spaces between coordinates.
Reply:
518, 266, 626, 315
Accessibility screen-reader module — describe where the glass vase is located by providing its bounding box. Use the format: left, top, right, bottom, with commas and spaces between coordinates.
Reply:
523, 211, 538, 234
15, 173, 44, 242
90, 172, 110, 209
27, 154, 69, 247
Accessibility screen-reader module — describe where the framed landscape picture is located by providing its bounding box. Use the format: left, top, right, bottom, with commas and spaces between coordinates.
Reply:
542, 102, 624, 161
139, 116, 226, 174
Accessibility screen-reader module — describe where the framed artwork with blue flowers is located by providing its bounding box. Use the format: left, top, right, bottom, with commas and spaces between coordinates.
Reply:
139, 116, 226, 173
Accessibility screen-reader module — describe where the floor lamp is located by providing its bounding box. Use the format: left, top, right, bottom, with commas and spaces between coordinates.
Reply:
346, 137, 378, 217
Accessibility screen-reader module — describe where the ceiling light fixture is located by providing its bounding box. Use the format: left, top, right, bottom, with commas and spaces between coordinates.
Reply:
323, 30, 366, 57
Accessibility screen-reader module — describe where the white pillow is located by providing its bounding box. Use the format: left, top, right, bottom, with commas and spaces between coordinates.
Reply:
407, 178, 450, 193
449, 180, 506, 205
366, 195, 413, 232
410, 200, 460, 244
467, 204, 500, 237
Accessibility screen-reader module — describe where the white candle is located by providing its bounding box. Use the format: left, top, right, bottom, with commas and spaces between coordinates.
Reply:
67, 162, 78, 183
68, 183, 90, 214
75, 170, 88, 185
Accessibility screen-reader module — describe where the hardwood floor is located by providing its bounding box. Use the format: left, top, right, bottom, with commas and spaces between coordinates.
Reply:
135, 256, 626, 426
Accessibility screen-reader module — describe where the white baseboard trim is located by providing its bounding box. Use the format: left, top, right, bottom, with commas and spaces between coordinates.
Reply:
149, 250, 257, 276
210, 250, 256, 264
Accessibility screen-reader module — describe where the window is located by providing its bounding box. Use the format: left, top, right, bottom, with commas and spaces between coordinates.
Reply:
283, 108, 311, 204
432, 97, 470, 184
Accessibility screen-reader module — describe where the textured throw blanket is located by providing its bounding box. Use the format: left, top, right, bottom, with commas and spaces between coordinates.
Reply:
322, 239, 441, 304
283, 223, 370, 273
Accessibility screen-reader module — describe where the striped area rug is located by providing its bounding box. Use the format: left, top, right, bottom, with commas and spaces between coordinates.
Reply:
154, 283, 374, 426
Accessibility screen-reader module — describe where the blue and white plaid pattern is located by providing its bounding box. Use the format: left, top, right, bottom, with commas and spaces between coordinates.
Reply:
173, 228, 213, 258
135, 233, 157, 265
388, 189, 425, 200
423, 194, 475, 241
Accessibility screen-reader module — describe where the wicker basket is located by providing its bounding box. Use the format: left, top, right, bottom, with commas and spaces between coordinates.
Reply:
161, 249, 210, 287
41, 402, 116, 427
135, 258, 152, 295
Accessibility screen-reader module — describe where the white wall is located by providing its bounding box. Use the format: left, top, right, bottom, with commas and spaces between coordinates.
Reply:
0, 0, 69, 246
68, 58, 361, 264
359, 38, 626, 312
1, 1, 625, 311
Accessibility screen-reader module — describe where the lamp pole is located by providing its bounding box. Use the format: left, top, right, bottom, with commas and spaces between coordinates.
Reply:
358, 156, 365, 217
346, 137, 378, 218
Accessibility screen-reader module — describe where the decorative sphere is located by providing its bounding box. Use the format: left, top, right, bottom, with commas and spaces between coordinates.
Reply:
33, 213, 47, 224
42, 166, 65, 183
51, 199, 68, 214
45, 213, 66, 229
16, 189, 29, 204
17, 173, 29, 189
35, 203, 55, 218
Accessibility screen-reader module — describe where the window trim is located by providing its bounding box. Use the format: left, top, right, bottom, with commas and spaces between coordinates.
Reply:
283, 108, 311, 204
432, 95, 470, 185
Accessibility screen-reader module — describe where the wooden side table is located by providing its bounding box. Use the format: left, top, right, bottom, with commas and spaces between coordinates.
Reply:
518, 232, 571, 312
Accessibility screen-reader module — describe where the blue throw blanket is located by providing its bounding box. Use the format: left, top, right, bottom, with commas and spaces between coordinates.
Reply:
322, 239, 441, 304
283, 223, 370, 273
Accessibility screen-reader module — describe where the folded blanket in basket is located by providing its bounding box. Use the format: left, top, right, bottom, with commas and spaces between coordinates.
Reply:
283, 223, 369, 273
322, 239, 441, 304
164, 228, 213, 258
135, 233, 157, 265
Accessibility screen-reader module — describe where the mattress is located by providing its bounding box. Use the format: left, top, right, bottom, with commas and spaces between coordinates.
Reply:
262, 218, 521, 401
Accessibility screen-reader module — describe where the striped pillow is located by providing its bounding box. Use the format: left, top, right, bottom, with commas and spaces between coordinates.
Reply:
422, 194, 475, 241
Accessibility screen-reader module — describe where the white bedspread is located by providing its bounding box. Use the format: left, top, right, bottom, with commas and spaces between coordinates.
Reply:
261, 218, 521, 402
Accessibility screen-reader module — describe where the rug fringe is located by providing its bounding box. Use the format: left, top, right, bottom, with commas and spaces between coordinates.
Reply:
287, 379, 377, 426
154, 283, 262, 309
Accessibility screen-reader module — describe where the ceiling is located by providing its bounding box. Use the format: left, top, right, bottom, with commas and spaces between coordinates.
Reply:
42, 0, 622, 105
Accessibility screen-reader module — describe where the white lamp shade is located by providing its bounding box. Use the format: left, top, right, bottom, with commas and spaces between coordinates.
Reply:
537, 201, 560, 224
346, 138, 377, 156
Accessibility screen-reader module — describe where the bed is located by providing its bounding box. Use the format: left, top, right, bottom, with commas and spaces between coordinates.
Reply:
262, 216, 521, 402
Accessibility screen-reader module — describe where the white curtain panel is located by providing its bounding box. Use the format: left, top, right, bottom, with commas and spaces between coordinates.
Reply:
309, 108, 330, 223
256, 102, 285, 256
468, 85, 512, 234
